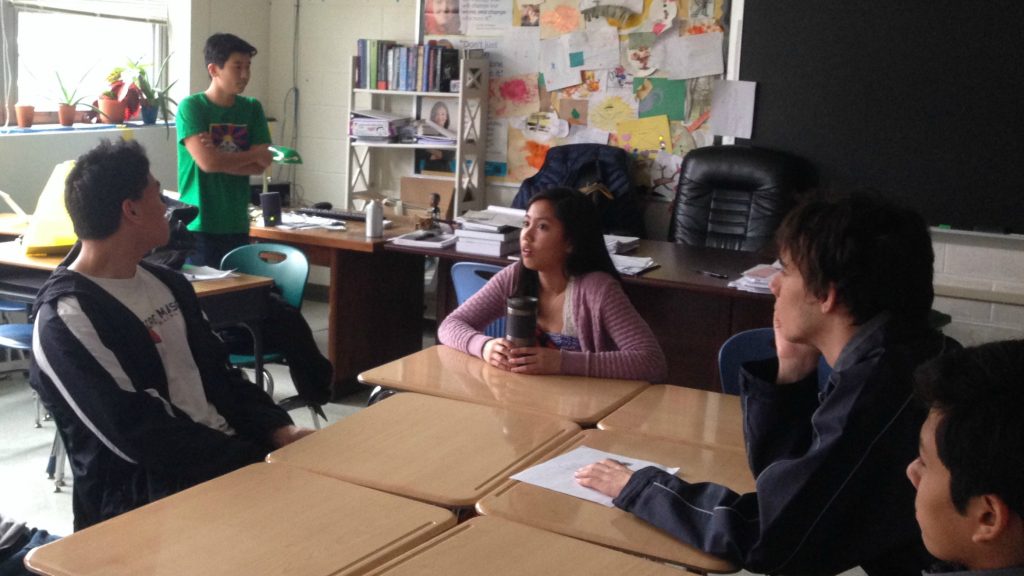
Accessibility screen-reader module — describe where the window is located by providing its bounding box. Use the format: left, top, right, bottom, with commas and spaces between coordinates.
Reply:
2, 0, 167, 123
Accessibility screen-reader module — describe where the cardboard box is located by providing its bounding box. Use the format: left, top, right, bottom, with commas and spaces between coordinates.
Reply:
400, 176, 455, 221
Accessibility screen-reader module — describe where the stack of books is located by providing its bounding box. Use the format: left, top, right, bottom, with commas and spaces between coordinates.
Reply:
354, 39, 460, 93
454, 226, 519, 257
728, 262, 781, 294
349, 109, 412, 143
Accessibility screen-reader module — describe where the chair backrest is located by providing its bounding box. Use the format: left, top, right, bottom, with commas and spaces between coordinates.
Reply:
221, 243, 310, 309
511, 143, 645, 237
669, 145, 806, 252
451, 262, 506, 338
718, 327, 832, 395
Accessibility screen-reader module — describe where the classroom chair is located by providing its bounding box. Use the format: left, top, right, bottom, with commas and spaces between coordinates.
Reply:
717, 327, 831, 395
669, 145, 807, 252
220, 243, 326, 429
451, 261, 506, 338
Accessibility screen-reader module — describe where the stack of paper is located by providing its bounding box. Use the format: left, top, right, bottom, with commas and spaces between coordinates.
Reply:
604, 234, 639, 254
610, 254, 658, 276
728, 262, 781, 294
457, 205, 526, 231
390, 230, 457, 249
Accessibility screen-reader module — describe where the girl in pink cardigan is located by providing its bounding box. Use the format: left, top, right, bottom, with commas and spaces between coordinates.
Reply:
438, 187, 667, 382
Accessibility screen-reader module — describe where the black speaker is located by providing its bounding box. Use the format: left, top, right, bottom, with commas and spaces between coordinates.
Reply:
260, 191, 282, 226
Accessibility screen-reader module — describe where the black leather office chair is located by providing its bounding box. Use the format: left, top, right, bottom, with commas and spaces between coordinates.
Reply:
669, 145, 806, 252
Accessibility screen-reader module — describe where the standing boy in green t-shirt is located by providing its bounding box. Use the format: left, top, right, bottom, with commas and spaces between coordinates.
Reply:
176, 33, 272, 266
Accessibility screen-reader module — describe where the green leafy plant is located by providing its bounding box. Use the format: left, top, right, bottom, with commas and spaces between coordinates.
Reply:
55, 71, 90, 107
125, 55, 178, 125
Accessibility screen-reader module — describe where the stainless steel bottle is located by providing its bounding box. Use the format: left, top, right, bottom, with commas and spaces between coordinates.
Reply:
365, 199, 383, 238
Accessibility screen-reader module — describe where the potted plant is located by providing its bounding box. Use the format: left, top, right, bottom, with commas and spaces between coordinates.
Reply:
55, 71, 90, 127
126, 56, 177, 126
94, 65, 143, 124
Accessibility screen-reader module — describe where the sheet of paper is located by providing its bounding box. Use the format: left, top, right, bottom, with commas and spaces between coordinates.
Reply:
579, 21, 621, 70
563, 124, 610, 145
634, 77, 687, 120
489, 74, 541, 118
511, 446, 678, 507
709, 79, 757, 139
540, 35, 583, 91
488, 28, 540, 77
655, 31, 725, 80
181, 265, 236, 282
616, 115, 671, 153
587, 92, 638, 132
461, 0, 513, 36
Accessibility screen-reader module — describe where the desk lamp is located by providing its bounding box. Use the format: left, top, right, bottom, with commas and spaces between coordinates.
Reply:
261, 145, 302, 226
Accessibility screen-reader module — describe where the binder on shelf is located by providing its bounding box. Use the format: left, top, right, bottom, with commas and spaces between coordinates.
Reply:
349, 109, 413, 139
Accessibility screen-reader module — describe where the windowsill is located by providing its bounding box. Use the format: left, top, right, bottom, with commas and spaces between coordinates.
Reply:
0, 121, 174, 137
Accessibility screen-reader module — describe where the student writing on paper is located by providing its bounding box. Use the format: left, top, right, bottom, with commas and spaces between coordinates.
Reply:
577, 193, 960, 575
438, 187, 666, 382
30, 140, 312, 531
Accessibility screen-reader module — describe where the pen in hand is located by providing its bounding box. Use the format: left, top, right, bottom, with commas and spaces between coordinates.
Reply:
694, 269, 728, 279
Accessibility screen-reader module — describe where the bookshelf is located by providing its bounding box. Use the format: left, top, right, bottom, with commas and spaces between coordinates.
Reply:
345, 49, 489, 215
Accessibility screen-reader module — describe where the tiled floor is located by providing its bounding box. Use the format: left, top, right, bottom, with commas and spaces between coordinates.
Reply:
0, 298, 864, 576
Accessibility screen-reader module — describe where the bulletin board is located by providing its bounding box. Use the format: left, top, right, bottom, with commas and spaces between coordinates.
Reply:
421, 0, 734, 201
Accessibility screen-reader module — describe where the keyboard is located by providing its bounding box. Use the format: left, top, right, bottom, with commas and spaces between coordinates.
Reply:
292, 207, 366, 222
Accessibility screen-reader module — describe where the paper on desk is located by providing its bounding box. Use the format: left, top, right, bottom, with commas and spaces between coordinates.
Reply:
511, 446, 678, 507
610, 253, 658, 276
181, 265, 235, 282
277, 212, 347, 230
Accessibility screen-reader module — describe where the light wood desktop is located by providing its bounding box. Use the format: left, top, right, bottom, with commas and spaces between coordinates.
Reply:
363, 515, 695, 576
597, 385, 745, 451
357, 345, 649, 426
24, 463, 456, 576
0, 213, 28, 238
267, 392, 580, 509
248, 219, 426, 393
476, 429, 756, 574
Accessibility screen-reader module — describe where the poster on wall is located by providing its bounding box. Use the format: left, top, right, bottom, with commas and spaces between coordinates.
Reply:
461, 0, 514, 36
425, 0, 463, 35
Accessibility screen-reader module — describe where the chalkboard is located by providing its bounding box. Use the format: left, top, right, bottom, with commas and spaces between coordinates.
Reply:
736, 2, 1024, 233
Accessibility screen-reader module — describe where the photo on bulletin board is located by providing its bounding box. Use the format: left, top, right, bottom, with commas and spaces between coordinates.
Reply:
424, 0, 462, 35
416, 96, 457, 177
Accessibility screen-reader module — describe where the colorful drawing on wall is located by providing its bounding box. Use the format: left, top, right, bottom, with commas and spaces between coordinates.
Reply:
680, 0, 726, 34
519, 3, 540, 27
669, 120, 698, 155
648, 149, 683, 201
559, 98, 589, 126
626, 32, 658, 76
615, 114, 671, 153
540, 0, 582, 39
588, 92, 638, 132
634, 77, 686, 120
684, 75, 713, 125
604, 0, 652, 32
506, 126, 549, 181
489, 73, 541, 118
649, 0, 678, 35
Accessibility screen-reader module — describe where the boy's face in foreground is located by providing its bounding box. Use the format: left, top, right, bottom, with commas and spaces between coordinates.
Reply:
211, 52, 252, 96
906, 410, 976, 566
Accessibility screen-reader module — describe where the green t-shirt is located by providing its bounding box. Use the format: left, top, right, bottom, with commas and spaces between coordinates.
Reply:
176, 93, 271, 234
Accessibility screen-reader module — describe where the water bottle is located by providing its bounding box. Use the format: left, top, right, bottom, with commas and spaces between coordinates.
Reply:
365, 199, 383, 238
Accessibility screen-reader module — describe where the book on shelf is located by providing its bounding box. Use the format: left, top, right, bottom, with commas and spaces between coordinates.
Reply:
456, 236, 520, 257
356, 39, 466, 93
390, 230, 457, 249
455, 226, 519, 242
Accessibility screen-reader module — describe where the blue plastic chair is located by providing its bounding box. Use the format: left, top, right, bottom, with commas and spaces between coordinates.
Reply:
220, 243, 325, 428
450, 262, 506, 338
718, 328, 832, 395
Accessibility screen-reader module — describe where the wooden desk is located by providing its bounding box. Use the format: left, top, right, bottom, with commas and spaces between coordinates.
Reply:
249, 220, 426, 392
357, 345, 649, 426
364, 516, 695, 576
386, 239, 775, 391
597, 385, 745, 451
24, 463, 456, 576
267, 392, 580, 509
476, 429, 755, 573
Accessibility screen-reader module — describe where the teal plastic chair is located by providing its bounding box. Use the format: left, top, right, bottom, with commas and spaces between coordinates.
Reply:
451, 262, 506, 338
718, 328, 831, 395
220, 243, 325, 428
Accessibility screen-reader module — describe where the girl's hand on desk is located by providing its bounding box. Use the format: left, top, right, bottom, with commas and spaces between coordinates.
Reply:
507, 346, 561, 375
575, 459, 633, 498
483, 337, 513, 370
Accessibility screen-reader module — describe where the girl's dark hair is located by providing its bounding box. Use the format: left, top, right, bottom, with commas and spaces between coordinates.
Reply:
513, 187, 620, 297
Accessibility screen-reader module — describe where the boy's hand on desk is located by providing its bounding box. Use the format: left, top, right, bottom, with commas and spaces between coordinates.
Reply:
270, 425, 316, 448
575, 459, 633, 498
506, 346, 561, 375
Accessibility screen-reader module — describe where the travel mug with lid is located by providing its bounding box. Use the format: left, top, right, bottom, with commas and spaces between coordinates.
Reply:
505, 296, 539, 347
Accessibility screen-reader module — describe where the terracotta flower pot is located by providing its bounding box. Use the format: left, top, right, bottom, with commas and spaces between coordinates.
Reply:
58, 103, 76, 127
15, 104, 34, 128
98, 97, 125, 124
